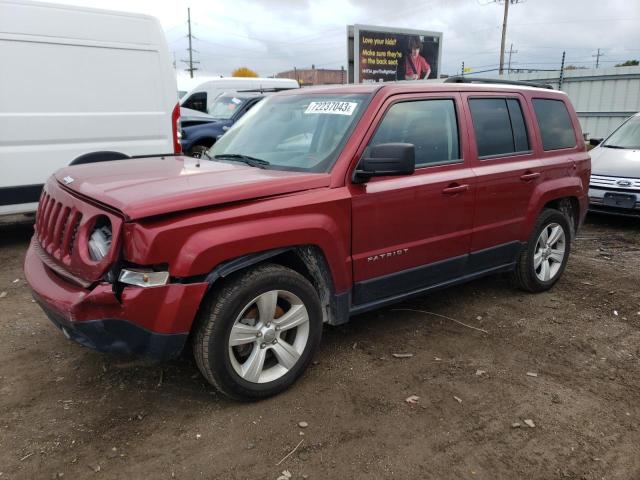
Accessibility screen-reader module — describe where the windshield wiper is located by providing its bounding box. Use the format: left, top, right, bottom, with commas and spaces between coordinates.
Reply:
602, 144, 628, 149
214, 154, 270, 168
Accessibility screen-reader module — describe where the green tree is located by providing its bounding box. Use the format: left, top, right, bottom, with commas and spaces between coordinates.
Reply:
615, 60, 639, 67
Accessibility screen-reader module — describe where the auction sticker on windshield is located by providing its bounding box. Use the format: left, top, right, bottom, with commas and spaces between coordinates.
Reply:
305, 101, 358, 115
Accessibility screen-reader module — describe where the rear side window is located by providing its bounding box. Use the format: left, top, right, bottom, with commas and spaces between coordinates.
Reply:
370, 99, 460, 167
532, 99, 576, 150
469, 98, 530, 158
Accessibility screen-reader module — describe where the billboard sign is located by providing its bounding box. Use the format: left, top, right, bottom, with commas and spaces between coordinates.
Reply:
348, 24, 442, 83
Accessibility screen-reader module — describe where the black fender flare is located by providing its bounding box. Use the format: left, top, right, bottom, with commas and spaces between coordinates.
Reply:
69, 151, 130, 165
203, 248, 291, 287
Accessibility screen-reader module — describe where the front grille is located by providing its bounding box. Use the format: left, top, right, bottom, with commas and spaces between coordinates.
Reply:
35, 191, 83, 264
590, 174, 640, 192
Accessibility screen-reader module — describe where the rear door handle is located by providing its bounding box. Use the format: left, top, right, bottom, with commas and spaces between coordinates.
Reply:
520, 172, 541, 182
442, 184, 469, 195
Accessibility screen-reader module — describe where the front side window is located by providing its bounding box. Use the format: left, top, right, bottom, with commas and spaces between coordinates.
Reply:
369, 99, 460, 167
469, 97, 530, 158
208, 94, 370, 172
602, 115, 640, 149
532, 98, 577, 151
182, 92, 207, 113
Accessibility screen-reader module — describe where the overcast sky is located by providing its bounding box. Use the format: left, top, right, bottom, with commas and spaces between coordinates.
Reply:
53, 0, 640, 79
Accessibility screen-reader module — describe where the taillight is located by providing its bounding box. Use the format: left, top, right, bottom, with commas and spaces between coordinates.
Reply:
171, 102, 182, 154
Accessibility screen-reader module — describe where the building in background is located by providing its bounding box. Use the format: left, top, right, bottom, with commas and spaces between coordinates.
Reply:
500, 66, 640, 139
276, 66, 346, 86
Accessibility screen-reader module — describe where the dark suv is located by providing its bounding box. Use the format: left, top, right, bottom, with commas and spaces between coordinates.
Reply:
25, 79, 590, 400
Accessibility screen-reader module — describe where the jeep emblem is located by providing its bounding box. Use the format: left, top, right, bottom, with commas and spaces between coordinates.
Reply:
616, 179, 632, 187
63, 176, 74, 185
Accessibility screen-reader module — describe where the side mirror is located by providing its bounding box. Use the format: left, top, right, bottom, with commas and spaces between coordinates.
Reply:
353, 143, 415, 184
589, 138, 603, 146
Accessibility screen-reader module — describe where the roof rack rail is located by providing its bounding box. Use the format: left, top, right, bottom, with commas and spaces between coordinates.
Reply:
236, 87, 293, 93
444, 76, 554, 90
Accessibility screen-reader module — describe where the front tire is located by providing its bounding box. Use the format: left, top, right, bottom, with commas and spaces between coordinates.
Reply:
193, 264, 323, 400
512, 208, 571, 292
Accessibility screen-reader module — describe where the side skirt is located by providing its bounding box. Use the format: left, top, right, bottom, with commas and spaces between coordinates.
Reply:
347, 241, 523, 317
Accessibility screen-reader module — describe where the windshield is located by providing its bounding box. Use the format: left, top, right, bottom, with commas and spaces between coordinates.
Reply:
208, 93, 370, 172
603, 115, 640, 149
208, 95, 251, 120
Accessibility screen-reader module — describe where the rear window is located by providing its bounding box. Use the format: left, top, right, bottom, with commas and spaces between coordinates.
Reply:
469, 98, 530, 158
532, 99, 576, 151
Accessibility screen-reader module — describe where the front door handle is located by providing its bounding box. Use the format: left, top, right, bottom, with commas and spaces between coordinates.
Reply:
442, 184, 469, 195
520, 172, 541, 182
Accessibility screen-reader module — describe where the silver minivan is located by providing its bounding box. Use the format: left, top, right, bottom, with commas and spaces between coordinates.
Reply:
589, 113, 640, 216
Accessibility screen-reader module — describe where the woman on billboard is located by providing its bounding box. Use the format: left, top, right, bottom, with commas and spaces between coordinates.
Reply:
403, 36, 431, 80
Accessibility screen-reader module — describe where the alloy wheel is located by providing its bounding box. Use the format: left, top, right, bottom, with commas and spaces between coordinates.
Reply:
228, 290, 310, 384
534, 222, 566, 282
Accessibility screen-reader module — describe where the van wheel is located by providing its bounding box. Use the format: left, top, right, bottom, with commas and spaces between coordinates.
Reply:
512, 209, 571, 292
193, 264, 323, 400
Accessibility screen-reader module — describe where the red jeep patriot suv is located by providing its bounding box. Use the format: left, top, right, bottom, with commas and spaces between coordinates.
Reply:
25, 78, 590, 400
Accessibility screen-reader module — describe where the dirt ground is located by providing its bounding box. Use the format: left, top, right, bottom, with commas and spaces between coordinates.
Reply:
1, 214, 639, 480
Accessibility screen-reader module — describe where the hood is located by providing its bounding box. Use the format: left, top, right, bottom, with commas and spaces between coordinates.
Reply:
590, 145, 640, 178
55, 156, 330, 220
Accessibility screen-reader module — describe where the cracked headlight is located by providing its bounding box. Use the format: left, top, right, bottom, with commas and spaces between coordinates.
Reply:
88, 219, 112, 262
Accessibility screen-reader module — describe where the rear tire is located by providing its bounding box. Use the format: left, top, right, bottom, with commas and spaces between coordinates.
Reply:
512, 208, 571, 292
193, 263, 323, 400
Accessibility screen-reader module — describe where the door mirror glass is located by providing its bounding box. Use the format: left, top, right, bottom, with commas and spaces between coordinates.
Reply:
353, 143, 415, 183
589, 137, 603, 146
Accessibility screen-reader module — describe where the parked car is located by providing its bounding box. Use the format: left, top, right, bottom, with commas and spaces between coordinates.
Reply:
181, 93, 266, 157
0, 0, 180, 219
180, 77, 298, 114
25, 79, 590, 400
588, 112, 640, 216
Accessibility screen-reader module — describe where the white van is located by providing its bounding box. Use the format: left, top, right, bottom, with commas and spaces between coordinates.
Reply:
177, 75, 221, 99
0, 0, 180, 218
181, 77, 299, 114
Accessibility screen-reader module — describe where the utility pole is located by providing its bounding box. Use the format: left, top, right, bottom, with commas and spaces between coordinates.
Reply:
496, 0, 522, 75
507, 43, 517, 74
181, 8, 199, 78
559, 50, 566, 90
592, 48, 604, 69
